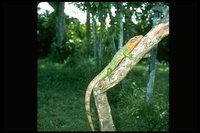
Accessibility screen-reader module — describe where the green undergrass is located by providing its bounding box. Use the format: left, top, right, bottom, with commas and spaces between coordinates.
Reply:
37, 56, 169, 131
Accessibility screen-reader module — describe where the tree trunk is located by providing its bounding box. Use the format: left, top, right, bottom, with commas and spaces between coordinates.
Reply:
146, 3, 165, 105
108, 9, 117, 58
86, 3, 91, 58
94, 92, 116, 131
146, 44, 158, 105
111, 36, 116, 57
117, 3, 123, 50
48, 2, 66, 56
99, 15, 104, 68
92, 16, 97, 62
117, 3, 124, 89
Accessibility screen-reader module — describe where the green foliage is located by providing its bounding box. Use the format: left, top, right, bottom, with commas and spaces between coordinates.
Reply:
65, 17, 85, 50
157, 36, 169, 62
108, 60, 169, 131
38, 2, 168, 62
38, 10, 56, 57
49, 43, 73, 63
38, 56, 92, 131
38, 56, 169, 131
38, 9, 86, 61
50, 15, 86, 62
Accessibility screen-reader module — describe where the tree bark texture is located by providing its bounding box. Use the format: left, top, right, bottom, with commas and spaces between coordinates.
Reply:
48, 2, 66, 56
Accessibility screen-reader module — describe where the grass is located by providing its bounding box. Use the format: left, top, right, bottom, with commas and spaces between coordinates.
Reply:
37, 56, 169, 131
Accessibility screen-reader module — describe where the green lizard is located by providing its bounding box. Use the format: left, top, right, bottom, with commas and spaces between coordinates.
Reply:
85, 35, 143, 131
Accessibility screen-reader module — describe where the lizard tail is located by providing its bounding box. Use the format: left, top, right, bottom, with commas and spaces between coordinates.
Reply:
85, 86, 95, 131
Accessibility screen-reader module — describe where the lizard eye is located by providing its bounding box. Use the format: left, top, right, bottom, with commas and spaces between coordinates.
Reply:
130, 39, 136, 43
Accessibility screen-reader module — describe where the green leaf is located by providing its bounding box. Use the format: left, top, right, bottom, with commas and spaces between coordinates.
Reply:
95, 2, 99, 7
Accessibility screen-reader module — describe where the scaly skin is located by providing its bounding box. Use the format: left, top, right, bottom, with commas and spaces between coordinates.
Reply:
85, 35, 143, 131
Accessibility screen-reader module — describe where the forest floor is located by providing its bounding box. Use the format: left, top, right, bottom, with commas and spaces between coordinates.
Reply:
37, 56, 169, 131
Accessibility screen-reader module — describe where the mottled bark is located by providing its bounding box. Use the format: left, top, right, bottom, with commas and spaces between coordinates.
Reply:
93, 92, 116, 131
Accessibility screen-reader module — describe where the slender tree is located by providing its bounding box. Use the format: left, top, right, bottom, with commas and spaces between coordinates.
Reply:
146, 2, 168, 105
86, 2, 91, 59
92, 16, 97, 61
107, 9, 117, 58
116, 2, 124, 50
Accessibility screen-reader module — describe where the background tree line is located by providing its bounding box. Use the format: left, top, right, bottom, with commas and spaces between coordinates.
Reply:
37, 2, 169, 64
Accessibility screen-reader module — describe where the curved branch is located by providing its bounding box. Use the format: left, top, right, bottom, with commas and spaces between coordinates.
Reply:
94, 21, 169, 95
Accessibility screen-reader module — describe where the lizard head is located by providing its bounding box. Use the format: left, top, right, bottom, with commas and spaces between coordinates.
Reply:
127, 35, 143, 50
